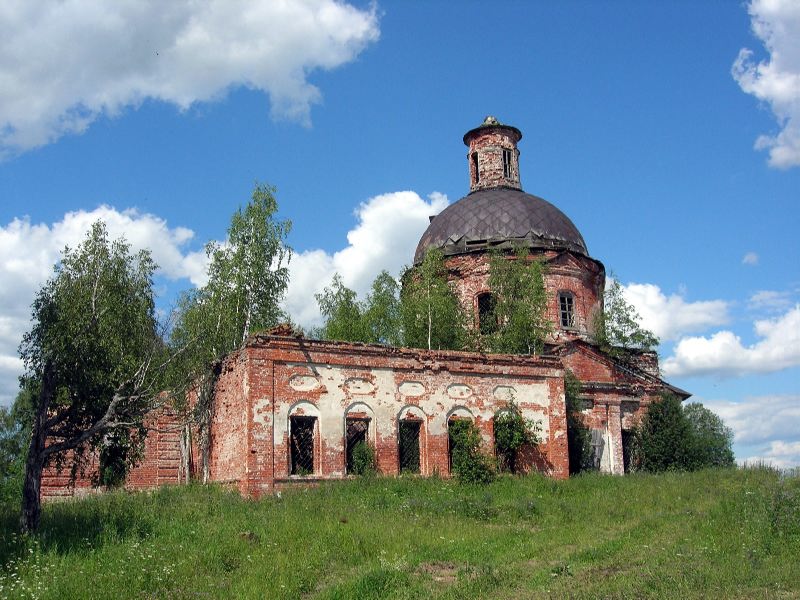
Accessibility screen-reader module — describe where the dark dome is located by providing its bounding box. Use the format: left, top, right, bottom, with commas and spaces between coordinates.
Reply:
414, 187, 588, 264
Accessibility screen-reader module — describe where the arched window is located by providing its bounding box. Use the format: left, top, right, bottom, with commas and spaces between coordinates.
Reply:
289, 401, 319, 476
477, 292, 497, 335
398, 406, 425, 474
558, 292, 575, 329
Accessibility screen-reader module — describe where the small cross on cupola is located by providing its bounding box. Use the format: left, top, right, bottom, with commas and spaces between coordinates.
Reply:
463, 116, 523, 193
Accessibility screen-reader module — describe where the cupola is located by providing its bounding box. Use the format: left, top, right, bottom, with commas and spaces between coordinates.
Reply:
463, 115, 523, 192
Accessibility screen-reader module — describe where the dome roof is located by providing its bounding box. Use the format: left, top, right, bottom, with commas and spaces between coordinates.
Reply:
414, 187, 588, 264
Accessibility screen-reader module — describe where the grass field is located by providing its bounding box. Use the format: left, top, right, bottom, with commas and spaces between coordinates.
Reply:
1, 468, 798, 599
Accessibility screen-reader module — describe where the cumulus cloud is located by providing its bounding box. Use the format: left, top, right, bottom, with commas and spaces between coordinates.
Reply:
0, 0, 379, 156
732, 0, 800, 168
0, 207, 205, 405
662, 304, 800, 377
619, 282, 729, 342
742, 251, 759, 265
284, 191, 449, 327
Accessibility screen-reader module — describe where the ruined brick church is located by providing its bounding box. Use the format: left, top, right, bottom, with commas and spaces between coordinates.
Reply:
42, 117, 688, 500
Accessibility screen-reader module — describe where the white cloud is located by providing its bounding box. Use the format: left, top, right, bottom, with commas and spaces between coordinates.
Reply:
742, 251, 759, 265
742, 440, 800, 469
732, 0, 800, 168
662, 304, 800, 377
702, 394, 800, 446
284, 191, 449, 328
748, 289, 794, 312
0, 0, 379, 156
0, 207, 205, 405
619, 282, 729, 341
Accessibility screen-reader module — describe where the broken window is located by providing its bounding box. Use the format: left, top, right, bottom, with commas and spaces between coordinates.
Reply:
477, 292, 497, 335
345, 417, 370, 474
290, 416, 316, 475
502, 148, 512, 178
398, 420, 421, 473
559, 292, 575, 328
472, 152, 480, 184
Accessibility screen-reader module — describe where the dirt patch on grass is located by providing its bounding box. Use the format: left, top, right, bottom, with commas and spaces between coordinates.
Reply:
417, 561, 459, 584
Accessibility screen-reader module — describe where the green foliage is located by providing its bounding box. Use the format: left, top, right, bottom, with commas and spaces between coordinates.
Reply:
0, 385, 35, 505
20, 221, 162, 470
633, 393, 695, 472
363, 271, 402, 346
633, 396, 737, 473
564, 371, 594, 475
400, 249, 466, 350
171, 184, 292, 379
593, 277, 659, 354
350, 442, 377, 476
316, 274, 368, 342
684, 402, 736, 469
484, 248, 551, 354
493, 400, 541, 473
448, 419, 496, 484
316, 270, 402, 345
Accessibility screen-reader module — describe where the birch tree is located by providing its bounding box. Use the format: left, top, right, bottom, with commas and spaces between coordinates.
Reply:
400, 249, 465, 350
18, 222, 170, 532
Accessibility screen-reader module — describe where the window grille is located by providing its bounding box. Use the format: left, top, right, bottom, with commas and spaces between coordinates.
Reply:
345, 418, 370, 474
559, 293, 575, 328
398, 420, 421, 473
502, 148, 512, 178
290, 416, 315, 475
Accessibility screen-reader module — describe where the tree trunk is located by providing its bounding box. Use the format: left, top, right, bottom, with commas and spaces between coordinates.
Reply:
20, 360, 55, 533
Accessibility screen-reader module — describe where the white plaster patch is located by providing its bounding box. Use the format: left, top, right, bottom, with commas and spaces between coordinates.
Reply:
493, 385, 516, 401
344, 377, 375, 395
447, 384, 472, 399
289, 374, 320, 391
398, 381, 425, 397
252, 398, 272, 426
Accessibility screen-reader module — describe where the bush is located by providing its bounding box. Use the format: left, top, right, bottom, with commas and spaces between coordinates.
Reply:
494, 400, 541, 473
633, 395, 736, 473
350, 441, 377, 476
448, 420, 496, 484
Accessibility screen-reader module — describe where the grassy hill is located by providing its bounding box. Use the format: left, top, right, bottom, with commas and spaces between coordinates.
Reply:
1, 468, 798, 599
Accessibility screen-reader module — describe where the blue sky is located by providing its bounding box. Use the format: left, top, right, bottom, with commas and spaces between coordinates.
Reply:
1, 1, 798, 466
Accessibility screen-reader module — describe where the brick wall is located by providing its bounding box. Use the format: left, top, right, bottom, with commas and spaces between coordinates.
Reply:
445, 250, 604, 343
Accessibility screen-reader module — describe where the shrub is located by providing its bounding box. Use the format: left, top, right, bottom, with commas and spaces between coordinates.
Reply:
494, 400, 541, 473
350, 441, 377, 476
448, 419, 496, 484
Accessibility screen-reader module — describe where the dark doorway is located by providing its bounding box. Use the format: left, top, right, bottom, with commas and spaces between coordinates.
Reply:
622, 430, 634, 473
345, 418, 370, 474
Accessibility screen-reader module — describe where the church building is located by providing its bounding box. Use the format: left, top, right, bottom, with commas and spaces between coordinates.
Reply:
42, 117, 688, 500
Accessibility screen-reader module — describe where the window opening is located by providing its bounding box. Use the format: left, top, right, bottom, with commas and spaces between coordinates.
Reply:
502, 148, 512, 178
559, 293, 575, 328
290, 416, 316, 475
621, 430, 634, 474
398, 420, 421, 473
471, 152, 480, 184
477, 292, 497, 335
345, 418, 370, 474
